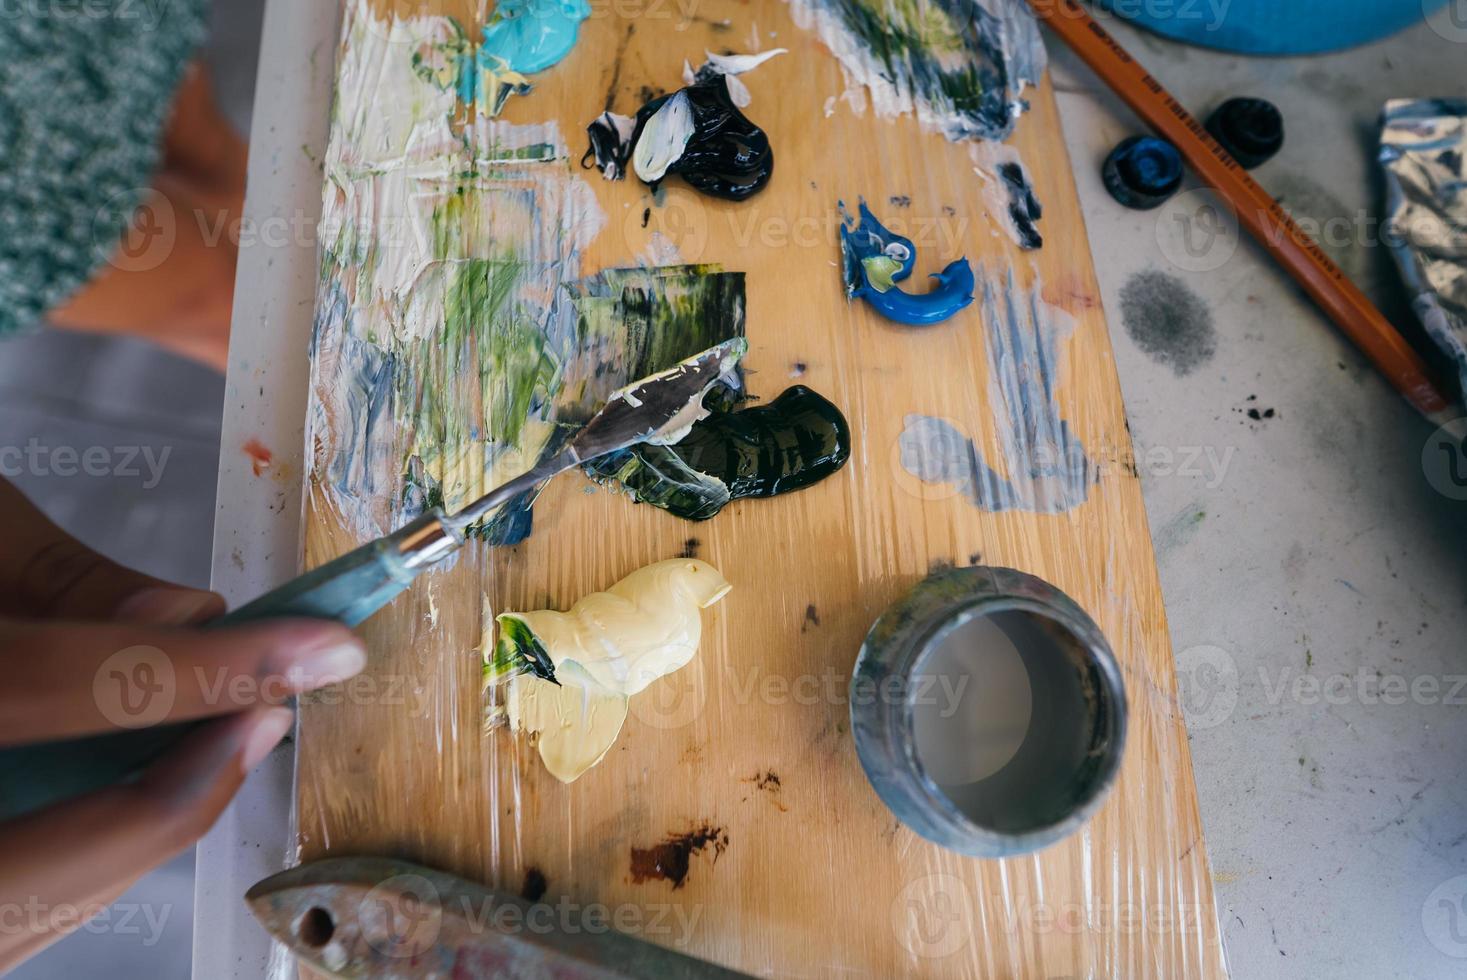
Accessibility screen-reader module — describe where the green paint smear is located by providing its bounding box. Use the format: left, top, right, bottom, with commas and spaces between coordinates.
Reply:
316, 88, 751, 546
405, 262, 747, 543
559, 264, 746, 414
588, 385, 852, 521
486, 613, 553, 683
862, 254, 902, 293
818, 0, 1038, 141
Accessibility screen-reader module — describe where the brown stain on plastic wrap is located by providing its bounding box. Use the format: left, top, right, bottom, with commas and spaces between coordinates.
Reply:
629, 826, 728, 889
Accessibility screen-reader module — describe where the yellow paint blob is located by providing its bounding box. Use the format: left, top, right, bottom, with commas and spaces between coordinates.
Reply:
492, 558, 730, 782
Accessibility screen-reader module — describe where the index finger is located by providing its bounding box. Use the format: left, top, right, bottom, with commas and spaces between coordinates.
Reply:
0, 616, 366, 746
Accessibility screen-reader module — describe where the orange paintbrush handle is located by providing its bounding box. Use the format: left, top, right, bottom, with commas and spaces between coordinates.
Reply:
1029, 0, 1454, 421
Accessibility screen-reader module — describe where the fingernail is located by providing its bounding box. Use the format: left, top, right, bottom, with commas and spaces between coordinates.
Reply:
280, 637, 367, 693
117, 587, 223, 626
240, 707, 294, 771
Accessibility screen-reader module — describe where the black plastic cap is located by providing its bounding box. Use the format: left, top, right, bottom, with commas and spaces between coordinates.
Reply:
1205, 97, 1284, 168
1102, 136, 1184, 210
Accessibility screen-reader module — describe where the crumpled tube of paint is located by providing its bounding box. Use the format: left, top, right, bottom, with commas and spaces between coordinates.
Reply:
1379, 99, 1467, 404
850, 565, 1127, 858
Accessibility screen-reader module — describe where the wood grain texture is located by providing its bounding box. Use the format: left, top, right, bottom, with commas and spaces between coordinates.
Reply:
296, 0, 1228, 975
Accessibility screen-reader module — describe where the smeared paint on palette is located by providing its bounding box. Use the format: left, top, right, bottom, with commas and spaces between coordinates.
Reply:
243, 438, 273, 477
790, 0, 1045, 142
899, 266, 1095, 512
413, 0, 591, 116
795, 0, 1048, 250
971, 140, 1044, 250
308, 0, 746, 545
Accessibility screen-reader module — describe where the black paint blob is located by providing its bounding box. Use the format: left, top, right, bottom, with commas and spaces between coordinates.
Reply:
633, 78, 774, 201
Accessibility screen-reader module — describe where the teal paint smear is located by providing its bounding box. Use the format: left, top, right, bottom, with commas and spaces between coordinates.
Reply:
897, 266, 1095, 513
410, 1, 593, 120
480, 0, 592, 75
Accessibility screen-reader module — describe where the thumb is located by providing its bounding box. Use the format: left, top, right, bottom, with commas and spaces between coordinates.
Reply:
0, 479, 223, 624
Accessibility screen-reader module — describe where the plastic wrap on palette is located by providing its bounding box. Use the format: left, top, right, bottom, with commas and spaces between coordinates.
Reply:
307, 0, 750, 547
280, 2, 1226, 978
1380, 99, 1467, 403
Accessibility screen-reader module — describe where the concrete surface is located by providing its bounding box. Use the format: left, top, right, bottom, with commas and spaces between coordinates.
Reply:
1050, 8, 1467, 978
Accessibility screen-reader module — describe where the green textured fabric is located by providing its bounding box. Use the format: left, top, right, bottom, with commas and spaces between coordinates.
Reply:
0, 0, 207, 337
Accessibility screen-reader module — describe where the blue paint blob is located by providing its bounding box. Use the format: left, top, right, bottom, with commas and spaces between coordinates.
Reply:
838, 200, 973, 326
479, 0, 592, 75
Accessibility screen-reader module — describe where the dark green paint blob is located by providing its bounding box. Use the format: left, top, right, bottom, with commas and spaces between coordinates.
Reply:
589, 385, 851, 521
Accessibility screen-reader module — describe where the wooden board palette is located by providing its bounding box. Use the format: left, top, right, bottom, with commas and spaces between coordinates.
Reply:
294, 0, 1229, 975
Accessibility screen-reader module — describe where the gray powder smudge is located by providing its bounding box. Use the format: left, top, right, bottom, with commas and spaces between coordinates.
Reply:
899, 267, 1095, 514
1118, 269, 1217, 376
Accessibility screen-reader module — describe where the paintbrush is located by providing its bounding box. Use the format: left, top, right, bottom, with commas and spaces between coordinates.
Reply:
0, 338, 746, 821
1027, 0, 1456, 422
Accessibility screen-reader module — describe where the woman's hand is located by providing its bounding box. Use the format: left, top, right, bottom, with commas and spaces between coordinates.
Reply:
0, 479, 366, 969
